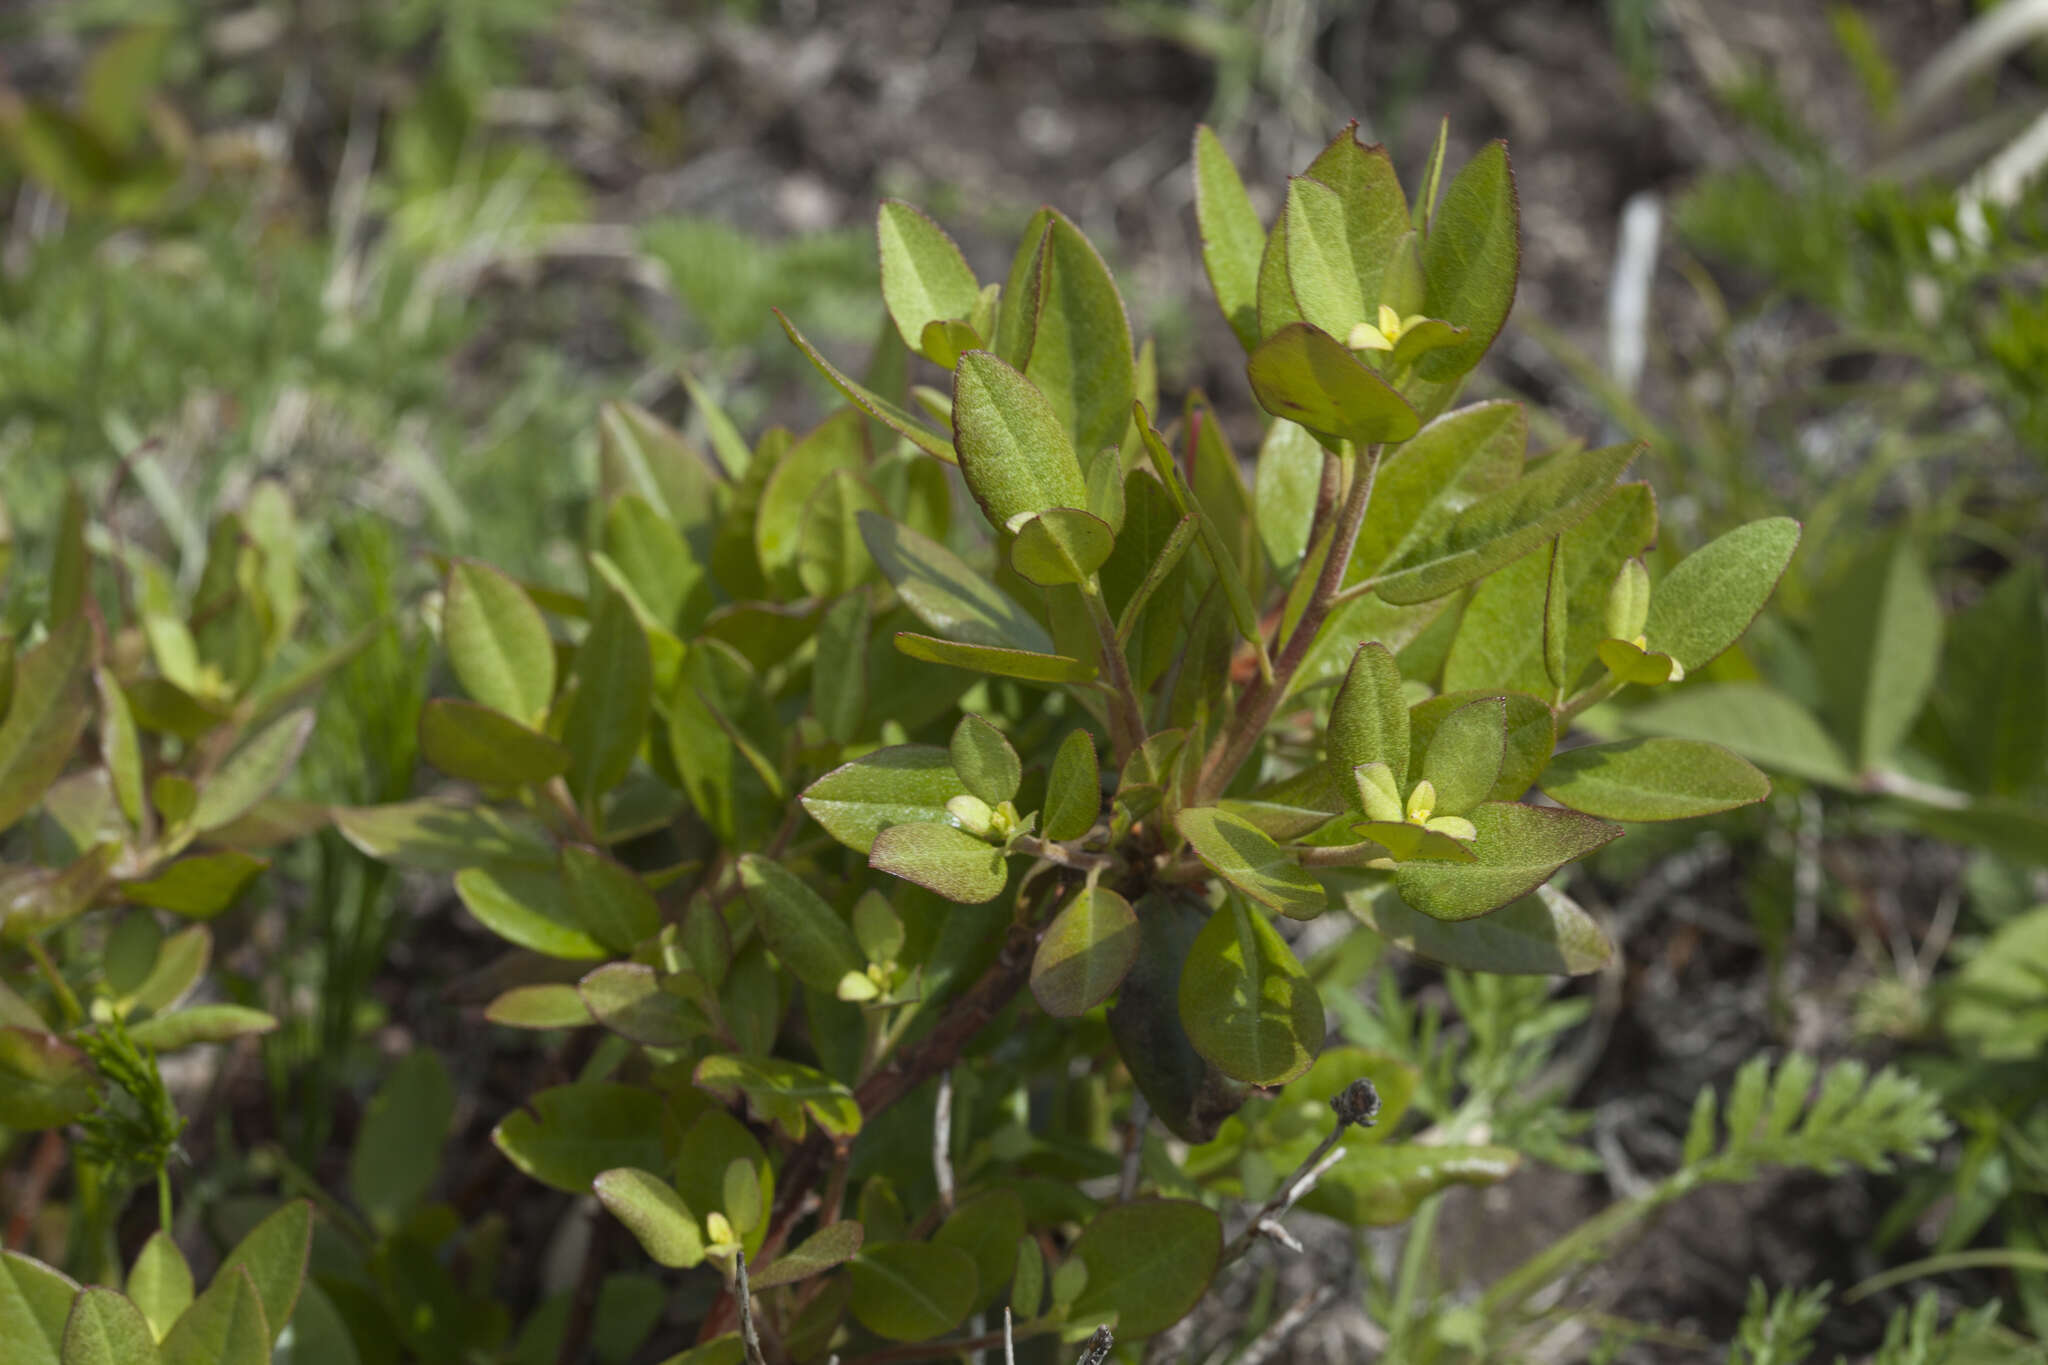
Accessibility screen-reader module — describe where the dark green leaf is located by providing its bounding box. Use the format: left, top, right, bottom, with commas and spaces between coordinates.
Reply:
334, 799, 556, 873
0, 1029, 95, 1130
1810, 537, 1940, 769
1178, 899, 1324, 1085
1067, 1200, 1220, 1340
847, 1244, 977, 1342
934, 1192, 1023, 1313
562, 845, 660, 952
562, 591, 653, 808
493, 1082, 666, 1194
0, 619, 91, 834
119, 851, 266, 920
797, 471, 883, 599
739, 854, 865, 996
1347, 882, 1612, 975
418, 699, 568, 787
860, 512, 1054, 654
751, 1221, 863, 1290
348, 1051, 454, 1226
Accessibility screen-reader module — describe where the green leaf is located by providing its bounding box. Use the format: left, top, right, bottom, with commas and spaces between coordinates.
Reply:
1193, 126, 1265, 351
191, 708, 313, 833
348, 1051, 454, 1227
1394, 802, 1621, 921
1134, 414, 1263, 648
443, 560, 554, 726
673, 1109, 773, 1254
868, 823, 1007, 905
126, 1006, 277, 1050
1622, 684, 1855, 788
1346, 882, 1612, 975
811, 593, 869, 745
950, 715, 1022, 806
1010, 1237, 1045, 1321
1645, 517, 1800, 672
334, 799, 556, 873
1927, 562, 2046, 797
739, 855, 865, 995
847, 1243, 978, 1342
119, 851, 265, 920
0, 1030, 95, 1130
1416, 141, 1518, 381
1176, 806, 1328, 920
0, 618, 91, 834
94, 669, 143, 829
1246, 323, 1420, 449
1254, 420, 1323, 571
1303, 1143, 1519, 1225
934, 1192, 1022, 1313
1811, 537, 1942, 769
1327, 643, 1410, 798
158, 1266, 267, 1365
493, 1082, 666, 1194
1, 1250, 78, 1365
417, 699, 568, 787
952, 351, 1089, 532
860, 512, 1055, 654
594, 1169, 703, 1269
1444, 483, 1657, 695
605, 492, 711, 636
1282, 175, 1370, 342
797, 471, 883, 600
1010, 508, 1115, 587
801, 746, 965, 855
1350, 400, 1524, 584
892, 634, 1095, 684
1017, 212, 1135, 460
275, 1283, 356, 1365
756, 410, 868, 588
1177, 899, 1324, 1085
54, 1284, 136, 1365
1946, 905, 2048, 1061
485, 983, 592, 1030
597, 400, 722, 539
775, 310, 955, 463
1067, 1200, 1220, 1340
1031, 885, 1140, 1018
126, 1232, 192, 1341
1410, 690, 1553, 803
1418, 697, 1505, 818
216, 1201, 311, 1346
878, 200, 980, 355
1107, 894, 1248, 1143
1042, 729, 1100, 842
1540, 738, 1769, 821
1374, 443, 1637, 605
751, 1220, 864, 1290
562, 591, 653, 809
695, 1054, 861, 1140
562, 845, 660, 952
455, 866, 608, 961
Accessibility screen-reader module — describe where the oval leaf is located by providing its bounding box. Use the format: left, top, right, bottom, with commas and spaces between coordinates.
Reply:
800, 745, 965, 856
1042, 729, 1101, 842
1348, 882, 1612, 975
1176, 806, 1328, 920
878, 200, 980, 355
739, 854, 865, 994
1644, 517, 1800, 673
418, 699, 568, 787
868, 823, 1008, 905
1247, 323, 1420, 449
1540, 737, 1770, 821
847, 1243, 978, 1342
443, 561, 554, 726
595, 1168, 704, 1269
952, 351, 1088, 533
1177, 899, 1324, 1086
1067, 1200, 1220, 1340
1393, 802, 1621, 922
1031, 885, 1140, 1018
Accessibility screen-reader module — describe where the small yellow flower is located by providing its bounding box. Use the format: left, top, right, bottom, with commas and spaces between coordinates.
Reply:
1347, 304, 1428, 354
